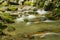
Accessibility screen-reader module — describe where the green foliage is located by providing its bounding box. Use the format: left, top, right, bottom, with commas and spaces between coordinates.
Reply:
46, 8, 60, 20
35, 0, 45, 8
35, 0, 60, 10
39, 2, 44, 8
44, 2, 55, 11
54, 8, 60, 17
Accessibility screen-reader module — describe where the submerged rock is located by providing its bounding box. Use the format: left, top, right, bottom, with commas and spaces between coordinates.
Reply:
26, 22, 32, 26
42, 20, 56, 22
31, 32, 60, 38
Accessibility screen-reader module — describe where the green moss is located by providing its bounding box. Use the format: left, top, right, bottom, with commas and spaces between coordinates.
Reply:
0, 22, 7, 30
1, 1, 8, 6
0, 13, 14, 23
24, 1, 34, 6
7, 26, 15, 32
8, 5, 17, 11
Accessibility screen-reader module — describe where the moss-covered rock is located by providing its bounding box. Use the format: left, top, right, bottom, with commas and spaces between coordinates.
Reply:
7, 26, 15, 32
7, 5, 18, 11
24, 1, 34, 6
0, 22, 7, 30
0, 13, 15, 23
1, 1, 8, 6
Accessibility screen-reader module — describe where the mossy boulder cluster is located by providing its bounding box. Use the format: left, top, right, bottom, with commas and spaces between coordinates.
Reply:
0, 12, 15, 36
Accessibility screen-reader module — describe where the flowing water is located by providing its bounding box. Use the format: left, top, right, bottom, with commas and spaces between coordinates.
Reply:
42, 20, 56, 22
31, 32, 60, 38
36, 9, 48, 14
15, 8, 55, 24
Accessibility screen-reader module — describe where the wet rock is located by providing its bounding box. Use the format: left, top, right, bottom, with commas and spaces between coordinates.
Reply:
42, 20, 56, 22
1, 1, 8, 6
0, 7, 7, 11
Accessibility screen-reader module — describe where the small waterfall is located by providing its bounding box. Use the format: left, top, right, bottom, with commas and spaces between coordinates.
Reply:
15, 15, 26, 22
15, 7, 56, 23
36, 9, 47, 15
27, 15, 36, 20
36, 9, 56, 22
